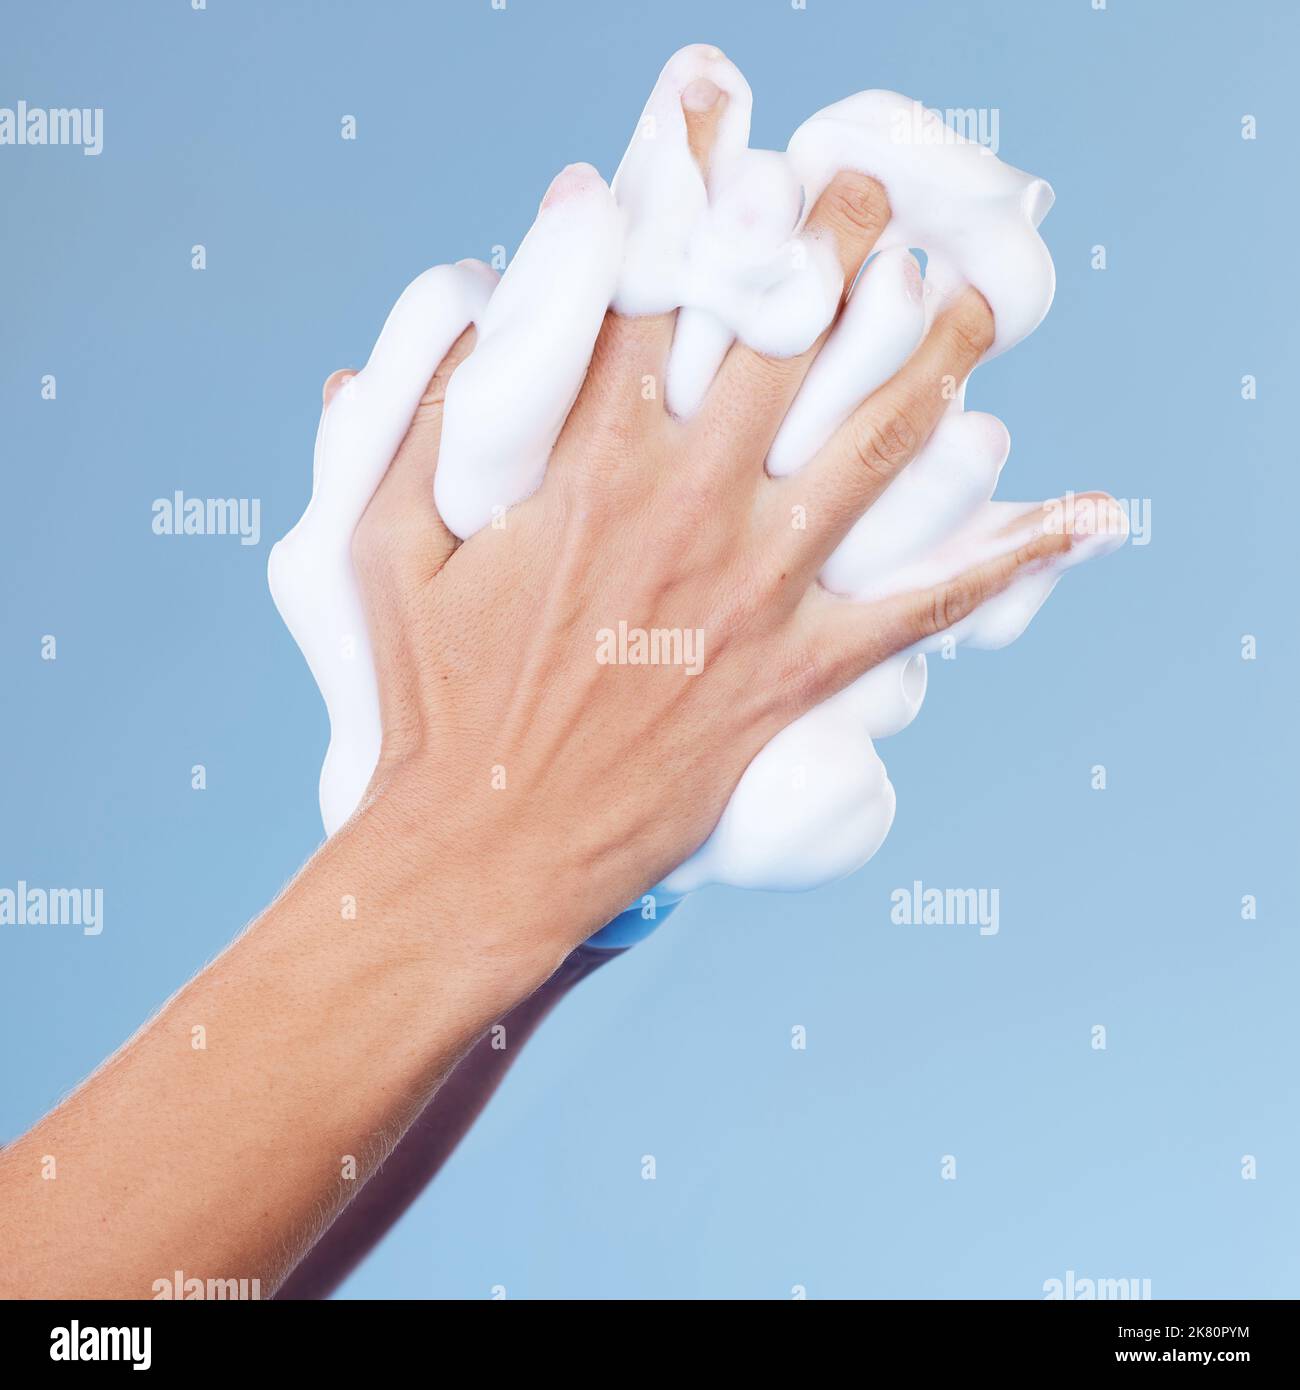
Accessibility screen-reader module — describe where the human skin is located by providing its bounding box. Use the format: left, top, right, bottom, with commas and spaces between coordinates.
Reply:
0, 90, 1110, 1296
276, 944, 617, 1299
285, 89, 1098, 1300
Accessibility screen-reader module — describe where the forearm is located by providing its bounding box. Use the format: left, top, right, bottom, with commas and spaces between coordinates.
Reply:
277, 944, 618, 1299
0, 790, 566, 1299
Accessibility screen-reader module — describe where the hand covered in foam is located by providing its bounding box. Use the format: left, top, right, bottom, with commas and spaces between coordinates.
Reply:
270, 46, 1128, 949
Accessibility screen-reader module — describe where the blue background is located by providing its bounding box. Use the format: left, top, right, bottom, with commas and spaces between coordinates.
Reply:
2, 0, 1295, 1299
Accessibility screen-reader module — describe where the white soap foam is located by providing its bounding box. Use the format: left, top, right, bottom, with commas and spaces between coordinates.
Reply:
434, 169, 623, 540
269, 46, 1125, 947
269, 261, 496, 834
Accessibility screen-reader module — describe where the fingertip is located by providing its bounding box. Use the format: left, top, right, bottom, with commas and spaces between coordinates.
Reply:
322, 369, 357, 409
540, 162, 607, 211
1066, 490, 1130, 556
455, 256, 501, 289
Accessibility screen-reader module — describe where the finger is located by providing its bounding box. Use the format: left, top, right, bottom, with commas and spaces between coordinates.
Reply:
345, 260, 496, 602
886, 521, 1071, 655
787, 285, 996, 564
766, 246, 925, 478
955, 491, 1129, 649
270, 261, 492, 835
560, 309, 676, 450
371, 325, 478, 504
322, 368, 355, 410
704, 170, 892, 451
812, 498, 1088, 681
682, 76, 728, 178
309, 259, 493, 537
663, 307, 734, 420
819, 410, 1010, 599
357, 324, 479, 582
803, 169, 895, 297
581, 76, 724, 427
434, 163, 623, 539
350, 321, 487, 754
651, 78, 733, 423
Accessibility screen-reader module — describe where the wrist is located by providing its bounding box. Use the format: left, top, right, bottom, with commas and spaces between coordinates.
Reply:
334, 766, 600, 1010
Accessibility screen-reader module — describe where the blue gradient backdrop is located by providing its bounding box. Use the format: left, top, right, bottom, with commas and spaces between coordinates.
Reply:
2, 0, 1296, 1298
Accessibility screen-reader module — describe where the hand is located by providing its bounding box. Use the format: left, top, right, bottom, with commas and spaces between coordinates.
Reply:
343, 164, 1097, 971
0, 172, 1111, 1305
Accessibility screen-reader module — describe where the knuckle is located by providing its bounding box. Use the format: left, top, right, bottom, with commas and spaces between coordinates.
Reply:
416, 375, 451, 414
924, 575, 980, 636
851, 408, 918, 482
823, 172, 890, 241
944, 292, 996, 360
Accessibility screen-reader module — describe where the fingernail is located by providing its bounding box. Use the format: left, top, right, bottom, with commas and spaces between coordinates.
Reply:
681, 77, 721, 113
902, 252, 924, 303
